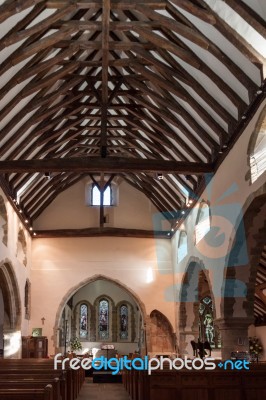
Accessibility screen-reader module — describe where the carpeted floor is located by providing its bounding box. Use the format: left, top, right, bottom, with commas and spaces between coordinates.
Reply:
77, 379, 131, 400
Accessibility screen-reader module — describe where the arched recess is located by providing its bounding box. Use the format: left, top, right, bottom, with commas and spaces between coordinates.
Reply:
0, 261, 21, 358
0, 196, 8, 246
53, 274, 147, 352
150, 309, 175, 354
17, 229, 27, 266
178, 259, 218, 356
221, 192, 266, 320
219, 187, 266, 359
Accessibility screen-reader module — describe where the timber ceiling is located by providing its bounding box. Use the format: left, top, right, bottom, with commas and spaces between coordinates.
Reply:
0, 0, 265, 233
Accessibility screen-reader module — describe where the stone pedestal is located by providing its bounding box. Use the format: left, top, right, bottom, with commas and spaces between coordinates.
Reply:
215, 317, 253, 359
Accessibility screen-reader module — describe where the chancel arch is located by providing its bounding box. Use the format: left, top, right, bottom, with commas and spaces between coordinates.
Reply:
54, 275, 147, 356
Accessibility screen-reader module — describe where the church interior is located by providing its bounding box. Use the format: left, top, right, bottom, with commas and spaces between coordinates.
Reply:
0, 0, 265, 399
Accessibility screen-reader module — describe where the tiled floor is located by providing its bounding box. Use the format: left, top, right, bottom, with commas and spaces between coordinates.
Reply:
77, 379, 131, 400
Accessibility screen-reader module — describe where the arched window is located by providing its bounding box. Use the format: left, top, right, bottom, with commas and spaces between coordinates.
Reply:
249, 106, 266, 183
177, 231, 188, 263
120, 305, 128, 339
92, 185, 111, 206
99, 299, 109, 340
80, 304, 88, 339
85, 181, 118, 207
195, 202, 210, 244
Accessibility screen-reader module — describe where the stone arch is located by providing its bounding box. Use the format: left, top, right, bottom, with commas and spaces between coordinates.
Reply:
0, 260, 21, 358
17, 229, 27, 266
0, 196, 8, 246
218, 187, 266, 359
53, 274, 147, 352
178, 257, 216, 356
149, 309, 175, 354
221, 190, 266, 320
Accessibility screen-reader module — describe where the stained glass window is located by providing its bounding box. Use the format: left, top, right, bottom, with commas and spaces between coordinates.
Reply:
99, 299, 109, 339
120, 305, 128, 339
80, 304, 88, 339
198, 296, 221, 348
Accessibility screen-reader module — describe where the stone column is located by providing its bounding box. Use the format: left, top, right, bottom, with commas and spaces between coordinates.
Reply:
215, 317, 253, 359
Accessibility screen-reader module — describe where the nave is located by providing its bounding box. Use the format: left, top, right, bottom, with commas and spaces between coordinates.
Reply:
76, 381, 130, 400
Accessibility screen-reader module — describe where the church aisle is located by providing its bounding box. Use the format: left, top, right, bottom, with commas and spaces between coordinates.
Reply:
77, 379, 131, 400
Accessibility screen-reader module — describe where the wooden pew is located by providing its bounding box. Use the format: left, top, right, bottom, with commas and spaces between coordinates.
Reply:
0, 379, 61, 400
0, 384, 53, 400
123, 362, 266, 400
0, 358, 85, 400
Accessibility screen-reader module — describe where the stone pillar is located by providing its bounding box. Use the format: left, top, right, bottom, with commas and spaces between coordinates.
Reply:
215, 317, 253, 359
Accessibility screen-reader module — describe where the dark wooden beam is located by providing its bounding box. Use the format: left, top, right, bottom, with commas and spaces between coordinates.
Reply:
0, 157, 213, 174
46, 0, 167, 9
33, 227, 171, 239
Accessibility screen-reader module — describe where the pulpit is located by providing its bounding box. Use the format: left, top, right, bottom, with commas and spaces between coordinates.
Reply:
22, 336, 48, 358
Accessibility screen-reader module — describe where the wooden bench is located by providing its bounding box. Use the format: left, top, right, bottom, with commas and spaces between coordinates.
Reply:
0, 358, 85, 399
123, 362, 266, 400
0, 385, 53, 400
0, 378, 61, 400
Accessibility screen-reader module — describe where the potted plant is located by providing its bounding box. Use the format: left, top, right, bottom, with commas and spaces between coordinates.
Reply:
69, 337, 82, 355
249, 336, 263, 362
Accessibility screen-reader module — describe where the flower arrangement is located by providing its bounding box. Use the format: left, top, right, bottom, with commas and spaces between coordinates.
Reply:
249, 336, 263, 359
70, 337, 82, 352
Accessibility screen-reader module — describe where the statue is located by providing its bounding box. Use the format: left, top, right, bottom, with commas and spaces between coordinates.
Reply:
203, 313, 214, 344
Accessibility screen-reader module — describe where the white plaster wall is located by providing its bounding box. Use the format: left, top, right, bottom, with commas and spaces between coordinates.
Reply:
31, 236, 175, 354
33, 180, 161, 231
171, 99, 266, 339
